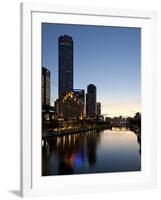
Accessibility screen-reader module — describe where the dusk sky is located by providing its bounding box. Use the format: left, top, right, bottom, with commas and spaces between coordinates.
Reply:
42, 23, 141, 117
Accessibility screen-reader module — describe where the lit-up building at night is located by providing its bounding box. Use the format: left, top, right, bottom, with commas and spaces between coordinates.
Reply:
54, 36, 100, 121
42, 67, 54, 124
73, 89, 85, 103
42, 67, 50, 106
57, 35, 85, 120
86, 84, 96, 118
55, 91, 84, 120
58, 35, 73, 98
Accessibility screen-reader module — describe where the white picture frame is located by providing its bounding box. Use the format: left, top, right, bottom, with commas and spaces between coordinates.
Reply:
20, 2, 157, 197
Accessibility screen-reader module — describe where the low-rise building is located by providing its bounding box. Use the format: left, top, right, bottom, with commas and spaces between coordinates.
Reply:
55, 91, 84, 120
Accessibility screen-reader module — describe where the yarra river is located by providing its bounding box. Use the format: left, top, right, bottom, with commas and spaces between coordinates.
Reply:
42, 128, 141, 176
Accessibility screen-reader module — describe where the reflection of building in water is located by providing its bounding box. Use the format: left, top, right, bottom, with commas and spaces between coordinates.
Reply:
55, 91, 84, 120
86, 131, 101, 166
57, 133, 85, 175
42, 131, 101, 175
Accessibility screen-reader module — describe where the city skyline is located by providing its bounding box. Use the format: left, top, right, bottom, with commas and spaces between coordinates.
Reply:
42, 23, 141, 117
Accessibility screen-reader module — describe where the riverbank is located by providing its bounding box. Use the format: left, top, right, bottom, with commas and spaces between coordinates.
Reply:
129, 125, 141, 136
42, 124, 141, 140
42, 125, 112, 139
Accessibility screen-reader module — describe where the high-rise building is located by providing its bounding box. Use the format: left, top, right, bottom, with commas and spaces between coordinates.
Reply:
96, 102, 101, 116
42, 67, 50, 106
58, 35, 73, 98
86, 84, 96, 118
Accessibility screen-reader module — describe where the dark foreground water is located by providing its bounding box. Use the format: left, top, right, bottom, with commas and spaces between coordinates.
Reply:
42, 128, 141, 176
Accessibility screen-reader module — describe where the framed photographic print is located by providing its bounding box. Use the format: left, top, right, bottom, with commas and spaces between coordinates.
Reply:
20, 2, 157, 197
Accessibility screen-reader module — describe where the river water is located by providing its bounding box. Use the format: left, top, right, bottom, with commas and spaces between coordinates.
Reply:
42, 128, 141, 176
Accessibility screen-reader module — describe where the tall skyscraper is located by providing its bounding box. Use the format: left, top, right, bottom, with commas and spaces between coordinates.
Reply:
42, 67, 50, 106
58, 35, 73, 98
86, 84, 96, 118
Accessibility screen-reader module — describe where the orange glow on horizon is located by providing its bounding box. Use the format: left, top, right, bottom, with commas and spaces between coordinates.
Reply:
101, 101, 141, 117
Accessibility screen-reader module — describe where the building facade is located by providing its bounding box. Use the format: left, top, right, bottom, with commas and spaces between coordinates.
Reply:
96, 102, 101, 116
42, 67, 50, 106
73, 89, 85, 103
55, 91, 84, 120
73, 89, 85, 117
86, 84, 96, 118
58, 35, 73, 98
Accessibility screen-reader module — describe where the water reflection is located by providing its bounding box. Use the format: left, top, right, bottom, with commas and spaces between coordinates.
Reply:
42, 128, 141, 176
